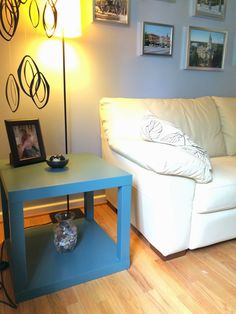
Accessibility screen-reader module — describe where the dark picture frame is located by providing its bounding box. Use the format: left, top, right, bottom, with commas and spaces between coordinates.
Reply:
193, 0, 226, 20
142, 22, 174, 56
5, 119, 46, 167
186, 26, 227, 71
93, 0, 129, 24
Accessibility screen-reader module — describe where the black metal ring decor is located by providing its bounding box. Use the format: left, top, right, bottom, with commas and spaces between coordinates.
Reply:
17, 55, 39, 96
2, 1, 53, 111
29, 0, 39, 28
5, 73, 20, 112
42, 0, 57, 38
0, 0, 59, 40
0, 0, 21, 41
17, 55, 50, 109
30, 71, 50, 109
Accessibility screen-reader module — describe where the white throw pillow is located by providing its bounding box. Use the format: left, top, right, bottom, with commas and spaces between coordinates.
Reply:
140, 113, 212, 182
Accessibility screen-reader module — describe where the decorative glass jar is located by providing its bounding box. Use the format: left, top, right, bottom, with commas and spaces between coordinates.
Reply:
54, 211, 77, 253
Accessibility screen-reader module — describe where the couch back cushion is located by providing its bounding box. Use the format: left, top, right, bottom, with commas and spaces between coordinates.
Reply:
100, 96, 226, 157
100, 98, 148, 140
212, 97, 236, 156
147, 96, 226, 157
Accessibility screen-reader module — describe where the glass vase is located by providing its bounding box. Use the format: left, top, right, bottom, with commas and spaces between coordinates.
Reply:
54, 211, 77, 253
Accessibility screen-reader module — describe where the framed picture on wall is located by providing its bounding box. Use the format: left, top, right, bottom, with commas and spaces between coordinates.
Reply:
185, 26, 227, 71
5, 119, 46, 167
142, 22, 174, 56
192, 0, 227, 19
93, 0, 129, 24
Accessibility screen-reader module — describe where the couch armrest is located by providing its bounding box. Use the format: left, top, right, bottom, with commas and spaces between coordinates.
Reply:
109, 139, 212, 183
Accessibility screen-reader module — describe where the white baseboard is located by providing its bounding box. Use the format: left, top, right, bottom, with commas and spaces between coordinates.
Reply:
0, 194, 107, 221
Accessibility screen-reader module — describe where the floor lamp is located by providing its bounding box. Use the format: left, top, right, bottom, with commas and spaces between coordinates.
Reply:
61, 32, 70, 212
56, 0, 82, 212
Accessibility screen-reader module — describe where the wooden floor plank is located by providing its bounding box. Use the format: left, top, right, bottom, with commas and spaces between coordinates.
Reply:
0, 204, 235, 313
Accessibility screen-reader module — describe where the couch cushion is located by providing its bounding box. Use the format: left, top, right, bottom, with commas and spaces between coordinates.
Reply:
109, 138, 212, 183
193, 156, 236, 213
147, 96, 226, 157
212, 96, 236, 156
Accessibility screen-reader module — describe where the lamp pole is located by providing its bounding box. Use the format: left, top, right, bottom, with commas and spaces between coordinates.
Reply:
62, 32, 68, 155
62, 31, 70, 213
57, 0, 81, 213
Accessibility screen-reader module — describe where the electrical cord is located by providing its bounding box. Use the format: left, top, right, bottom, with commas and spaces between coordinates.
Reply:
0, 240, 17, 309
0, 218, 54, 309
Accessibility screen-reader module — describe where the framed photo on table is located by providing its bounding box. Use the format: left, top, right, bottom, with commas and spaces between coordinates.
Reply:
93, 0, 129, 24
193, 0, 227, 20
142, 22, 174, 56
5, 119, 46, 167
185, 26, 227, 71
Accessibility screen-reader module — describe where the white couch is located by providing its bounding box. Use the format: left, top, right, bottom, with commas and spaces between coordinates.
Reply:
100, 96, 236, 259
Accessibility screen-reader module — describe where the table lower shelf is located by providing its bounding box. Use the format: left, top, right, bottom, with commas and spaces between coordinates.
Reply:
7, 218, 129, 303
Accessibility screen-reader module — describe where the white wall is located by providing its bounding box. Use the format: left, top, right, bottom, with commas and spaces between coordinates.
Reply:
70, 0, 236, 156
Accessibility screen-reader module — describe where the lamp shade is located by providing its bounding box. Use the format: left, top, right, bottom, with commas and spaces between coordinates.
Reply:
55, 0, 82, 38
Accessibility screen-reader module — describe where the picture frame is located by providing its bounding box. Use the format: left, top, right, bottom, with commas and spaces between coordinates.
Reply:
93, 0, 129, 24
185, 26, 227, 71
142, 22, 174, 56
193, 0, 227, 20
5, 119, 46, 167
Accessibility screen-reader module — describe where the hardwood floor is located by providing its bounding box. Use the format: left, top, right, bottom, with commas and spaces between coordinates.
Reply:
0, 203, 235, 313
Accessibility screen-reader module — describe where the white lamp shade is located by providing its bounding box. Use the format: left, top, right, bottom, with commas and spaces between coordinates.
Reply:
55, 0, 82, 38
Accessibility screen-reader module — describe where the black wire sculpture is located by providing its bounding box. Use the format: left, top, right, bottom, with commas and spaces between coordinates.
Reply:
30, 71, 50, 109
29, 0, 39, 28
17, 55, 50, 109
5, 55, 50, 112
1, 0, 55, 111
5, 73, 20, 112
0, 0, 21, 41
1, 0, 58, 40
43, 0, 57, 38
17, 55, 40, 96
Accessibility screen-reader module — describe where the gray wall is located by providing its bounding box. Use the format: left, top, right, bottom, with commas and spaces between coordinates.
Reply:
70, 0, 236, 156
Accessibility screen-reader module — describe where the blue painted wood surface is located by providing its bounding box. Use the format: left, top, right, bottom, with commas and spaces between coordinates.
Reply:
0, 153, 132, 303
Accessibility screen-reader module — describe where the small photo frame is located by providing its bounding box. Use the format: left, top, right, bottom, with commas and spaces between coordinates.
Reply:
5, 119, 46, 167
142, 22, 174, 56
185, 26, 227, 71
193, 0, 226, 20
93, 0, 129, 24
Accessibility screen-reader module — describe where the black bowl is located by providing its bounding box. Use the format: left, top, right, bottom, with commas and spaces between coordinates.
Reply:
46, 157, 69, 168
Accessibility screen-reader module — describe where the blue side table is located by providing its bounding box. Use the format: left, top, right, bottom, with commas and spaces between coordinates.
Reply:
0, 153, 132, 303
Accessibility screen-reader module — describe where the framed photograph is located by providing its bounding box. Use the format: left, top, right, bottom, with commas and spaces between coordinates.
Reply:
185, 26, 227, 71
93, 0, 129, 24
5, 119, 46, 167
142, 22, 174, 56
193, 0, 227, 20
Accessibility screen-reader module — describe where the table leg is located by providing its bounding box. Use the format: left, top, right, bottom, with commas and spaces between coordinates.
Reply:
9, 200, 27, 292
0, 181, 10, 240
117, 185, 131, 264
84, 191, 94, 221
